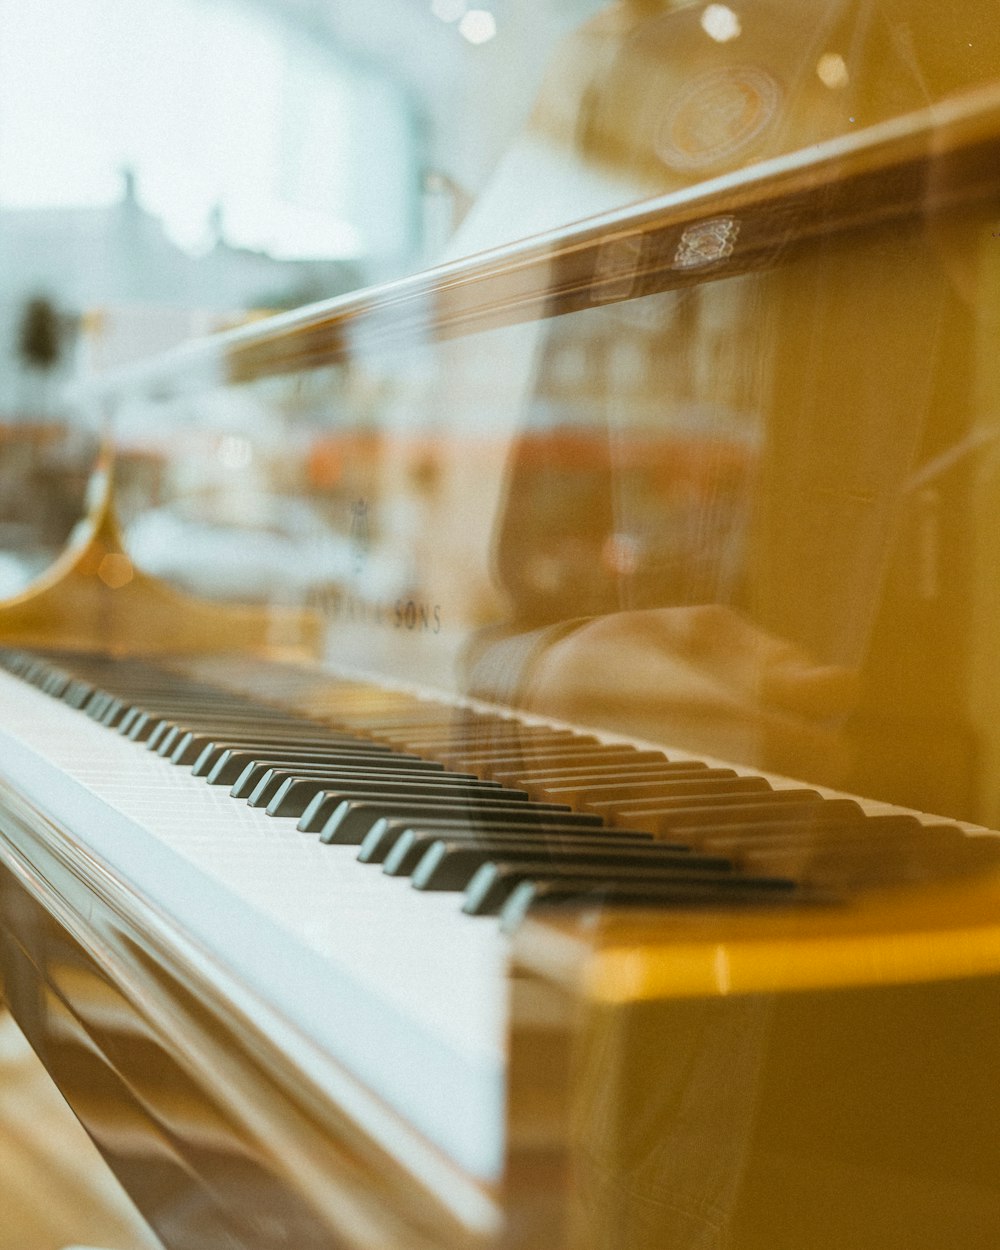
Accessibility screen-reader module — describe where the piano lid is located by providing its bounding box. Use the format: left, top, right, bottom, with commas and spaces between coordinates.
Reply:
12, 1, 1000, 831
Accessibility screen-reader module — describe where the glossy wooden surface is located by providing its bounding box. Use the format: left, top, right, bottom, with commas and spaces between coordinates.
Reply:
79, 82, 1000, 394
3, 8, 1000, 1247
0, 762, 508, 1250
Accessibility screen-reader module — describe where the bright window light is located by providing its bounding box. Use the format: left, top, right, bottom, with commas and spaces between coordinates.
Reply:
459, 9, 497, 44
700, 4, 741, 42
0, 0, 411, 259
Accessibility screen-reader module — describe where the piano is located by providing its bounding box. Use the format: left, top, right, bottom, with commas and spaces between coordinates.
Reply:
4, 5, 1000, 1247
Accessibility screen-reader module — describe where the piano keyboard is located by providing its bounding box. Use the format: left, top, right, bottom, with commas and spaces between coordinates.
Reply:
0, 647, 996, 1184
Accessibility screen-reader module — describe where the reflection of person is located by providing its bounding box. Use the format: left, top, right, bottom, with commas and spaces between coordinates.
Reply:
455, 12, 1000, 1248
462, 0, 998, 797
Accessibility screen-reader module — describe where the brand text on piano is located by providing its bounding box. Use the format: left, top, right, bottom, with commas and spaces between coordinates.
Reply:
309, 586, 443, 633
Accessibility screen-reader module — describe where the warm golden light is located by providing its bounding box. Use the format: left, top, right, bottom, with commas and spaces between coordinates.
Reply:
700, 4, 741, 43
96, 553, 134, 589
817, 52, 850, 89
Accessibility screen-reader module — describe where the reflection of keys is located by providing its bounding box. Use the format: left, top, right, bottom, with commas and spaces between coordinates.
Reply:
8, 648, 997, 934
5, 646, 997, 1186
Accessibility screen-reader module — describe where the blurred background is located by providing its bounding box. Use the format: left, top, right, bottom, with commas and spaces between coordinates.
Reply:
0, 0, 606, 596
7, 0, 1000, 820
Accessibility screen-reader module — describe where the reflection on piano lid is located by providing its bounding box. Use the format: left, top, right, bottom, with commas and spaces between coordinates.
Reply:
2, 641, 1000, 1248
6, 17, 1000, 1250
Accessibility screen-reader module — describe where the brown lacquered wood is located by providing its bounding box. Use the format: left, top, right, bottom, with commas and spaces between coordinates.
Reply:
80, 82, 1000, 397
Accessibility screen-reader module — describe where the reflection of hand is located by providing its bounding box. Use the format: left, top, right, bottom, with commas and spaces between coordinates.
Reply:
524, 606, 858, 784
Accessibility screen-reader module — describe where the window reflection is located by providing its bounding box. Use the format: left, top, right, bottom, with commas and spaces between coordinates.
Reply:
9, 0, 1000, 828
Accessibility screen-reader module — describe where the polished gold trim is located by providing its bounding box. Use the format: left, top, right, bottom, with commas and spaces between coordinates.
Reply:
0, 458, 321, 658
512, 865, 1000, 1005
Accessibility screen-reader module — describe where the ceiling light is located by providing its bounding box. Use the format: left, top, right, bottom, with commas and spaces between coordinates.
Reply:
700, 5, 741, 42
459, 9, 496, 44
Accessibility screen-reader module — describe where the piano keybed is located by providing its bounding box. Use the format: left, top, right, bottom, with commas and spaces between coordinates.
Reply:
3, 647, 999, 1247
5, 647, 996, 938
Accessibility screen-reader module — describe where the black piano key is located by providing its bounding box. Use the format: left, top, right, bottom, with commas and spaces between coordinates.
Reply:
300, 784, 547, 834
316, 797, 580, 844
599, 790, 832, 831
146, 703, 307, 731
98, 700, 141, 729
460, 750, 670, 780
333, 708, 501, 731
735, 823, 984, 888
258, 770, 515, 815
462, 857, 774, 916
229, 757, 433, 798
240, 761, 470, 799
402, 835, 720, 888
131, 710, 289, 746
189, 734, 391, 775
545, 773, 768, 810
123, 695, 283, 724
101, 703, 143, 729
494, 749, 673, 777
497, 870, 806, 932
157, 718, 328, 756
727, 818, 969, 854
524, 768, 729, 802
355, 812, 624, 863
0, 652, 36, 677
260, 771, 512, 817
695, 813, 924, 851
92, 689, 137, 716
41, 671, 72, 696
120, 692, 265, 711
119, 701, 243, 736
243, 761, 489, 797
379, 728, 584, 754
98, 690, 241, 730
438, 741, 614, 769
88, 692, 127, 722
23, 658, 54, 682
23, 661, 56, 684
366, 720, 562, 741
631, 797, 864, 836
594, 787, 820, 819
151, 713, 310, 754
438, 729, 599, 752
371, 719, 579, 742
116, 706, 151, 735
373, 827, 662, 872
81, 690, 110, 716
60, 679, 94, 708
455, 748, 674, 779
193, 739, 405, 775
493, 759, 707, 789
202, 745, 442, 784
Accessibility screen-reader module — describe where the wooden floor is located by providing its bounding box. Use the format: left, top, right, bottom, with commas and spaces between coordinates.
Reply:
0, 1010, 161, 1250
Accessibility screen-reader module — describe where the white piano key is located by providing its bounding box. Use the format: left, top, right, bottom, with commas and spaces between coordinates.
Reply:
0, 670, 510, 1181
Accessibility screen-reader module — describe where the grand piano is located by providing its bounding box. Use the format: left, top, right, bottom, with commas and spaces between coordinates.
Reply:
3, 3, 1000, 1247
